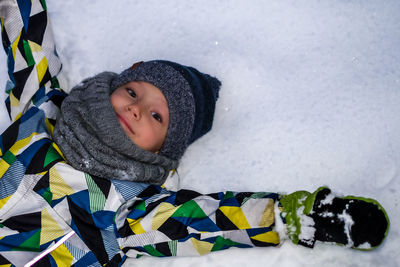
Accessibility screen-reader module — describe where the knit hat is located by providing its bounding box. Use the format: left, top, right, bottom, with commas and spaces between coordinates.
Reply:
111, 60, 221, 160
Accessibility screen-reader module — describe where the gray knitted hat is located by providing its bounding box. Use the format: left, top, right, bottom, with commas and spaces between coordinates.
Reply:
111, 60, 221, 160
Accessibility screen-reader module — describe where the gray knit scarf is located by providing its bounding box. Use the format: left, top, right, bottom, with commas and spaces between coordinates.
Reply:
53, 72, 178, 185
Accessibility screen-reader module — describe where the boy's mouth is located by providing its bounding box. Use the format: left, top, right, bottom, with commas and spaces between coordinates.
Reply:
117, 114, 135, 135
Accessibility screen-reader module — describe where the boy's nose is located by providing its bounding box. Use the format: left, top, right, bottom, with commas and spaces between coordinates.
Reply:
127, 104, 141, 120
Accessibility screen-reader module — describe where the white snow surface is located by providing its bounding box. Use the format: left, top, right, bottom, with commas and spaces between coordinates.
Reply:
1, 0, 400, 266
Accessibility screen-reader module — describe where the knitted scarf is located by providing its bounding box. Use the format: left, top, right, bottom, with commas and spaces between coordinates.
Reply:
53, 72, 178, 185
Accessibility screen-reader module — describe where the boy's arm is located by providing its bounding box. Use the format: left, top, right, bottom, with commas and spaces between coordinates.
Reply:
113, 187, 281, 261
0, 0, 62, 121
112, 186, 388, 263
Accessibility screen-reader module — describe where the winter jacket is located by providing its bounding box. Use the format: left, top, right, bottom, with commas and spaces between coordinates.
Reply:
0, 1, 281, 266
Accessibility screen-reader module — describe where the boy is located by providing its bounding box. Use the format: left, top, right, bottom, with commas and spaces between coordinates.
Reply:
0, 0, 389, 266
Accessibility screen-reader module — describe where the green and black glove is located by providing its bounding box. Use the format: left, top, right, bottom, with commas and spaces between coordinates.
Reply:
280, 187, 389, 250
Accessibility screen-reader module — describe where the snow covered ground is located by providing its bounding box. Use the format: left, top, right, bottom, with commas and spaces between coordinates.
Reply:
1, 0, 400, 266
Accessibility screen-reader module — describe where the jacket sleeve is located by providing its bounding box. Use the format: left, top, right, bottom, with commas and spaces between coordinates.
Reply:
112, 186, 282, 262
0, 0, 63, 121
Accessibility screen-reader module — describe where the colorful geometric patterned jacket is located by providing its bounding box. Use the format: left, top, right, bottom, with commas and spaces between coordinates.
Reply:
0, 1, 281, 266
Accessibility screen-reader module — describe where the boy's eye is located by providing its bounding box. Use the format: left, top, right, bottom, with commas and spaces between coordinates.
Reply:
152, 112, 162, 123
126, 88, 137, 98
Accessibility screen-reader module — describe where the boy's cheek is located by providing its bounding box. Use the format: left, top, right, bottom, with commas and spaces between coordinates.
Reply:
110, 93, 118, 108
110, 88, 126, 105
141, 130, 163, 152
110, 94, 126, 111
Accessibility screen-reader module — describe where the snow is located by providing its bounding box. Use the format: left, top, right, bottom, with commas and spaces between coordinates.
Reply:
1, 0, 400, 266
297, 206, 316, 246
320, 192, 335, 206
338, 209, 355, 248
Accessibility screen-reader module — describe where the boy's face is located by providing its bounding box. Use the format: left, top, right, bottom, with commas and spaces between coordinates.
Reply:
110, 81, 169, 153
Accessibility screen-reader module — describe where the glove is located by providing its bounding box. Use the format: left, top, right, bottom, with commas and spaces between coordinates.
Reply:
279, 187, 389, 250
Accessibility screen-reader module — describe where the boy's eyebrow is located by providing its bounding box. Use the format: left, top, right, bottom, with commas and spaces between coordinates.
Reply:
126, 82, 141, 93
154, 98, 169, 114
